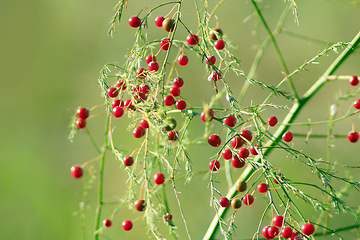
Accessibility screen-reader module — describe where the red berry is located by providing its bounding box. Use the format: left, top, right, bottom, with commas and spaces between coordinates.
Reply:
177, 54, 188, 66
257, 183, 268, 193
267, 226, 279, 238
272, 215, 283, 227
208, 134, 221, 147
347, 131, 359, 143
153, 172, 165, 184
154, 16, 164, 27
112, 106, 124, 118
122, 219, 133, 231
242, 194, 254, 205
209, 159, 220, 171
223, 115, 236, 127
354, 99, 360, 109
132, 126, 145, 138
273, 174, 284, 184
107, 86, 119, 98
123, 155, 134, 167
262, 226, 273, 239
170, 86, 180, 96
148, 61, 159, 72
349, 75, 359, 86
167, 130, 178, 141
231, 155, 245, 168
124, 99, 135, 111
145, 55, 156, 64
140, 84, 150, 94
282, 131, 293, 142
134, 199, 146, 211
230, 136, 243, 149
290, 232, 301, 240
238, 147, 249, 159
214, 39, 225, 50
133, 91, 146, 102
301, 222, 315, 236
240, 130, 252, 143
112, 99, 124, 108
128, 16, 141, 28
163, 95, 174, 106
211, 71, 221, 81
136, 68, 147, 79
131, 85, 140, 93
175, 100, 186, 110
75, 118, 86, 129
173, 77, 184, 87
249, 144, 258, 155
267, 116, 278, 126
70, 165, 83, 178
200, 108, 214, 122
281, 226, 293, 238
186, 34, 199, 45
163, 213, 172, 221
205, 55, 216, 65
222, 148, 232, 160
116, 79, 127, 90
103, 218, 112, 227
140, 119, 149, 129
77, 107, 89, 119
219, 197, 230, 207
160, 38, 170, 50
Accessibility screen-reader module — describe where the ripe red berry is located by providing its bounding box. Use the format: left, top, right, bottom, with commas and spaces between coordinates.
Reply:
148, 61, 159, 72
349, 75, 359, 86
231, 155, 245, 168
153, 172, 165, 184
163, 213, 172, 221
200, 108, 214, 122
205, 55, 216, 65
170, 86, 180, 96
70, 165, 83, 178
160, 38, 170, 50
209, 159, 220, 171
272, 215, 283, 227
123, 155, 134, 167
131, 85, 140, 93
133, 91, 146, 102
112, 99, 124, 108
211, 71, 221, 81
173, 77, 184, 87
273, 174, 284, 184
163, 95, 175, 106
222, 148, 232, 160
301, 222, 315, 236
134, 199, 146, 211
122, 219, 133, 231
290, 232, 301, 239
267, 116, 278, 126
107, 86, 119, 98
103, 218, 112, 227
112, 106, 124, 118
136, 68, 147, 79
219, 197, 230, 208
242, 194, 254, 205
145, 55, 156, 64
249, 144, 258, 155
347, 131, 359, 142
167, 130, 178, 141
267, 226, 279, 238
223, 115, 236, 127
132, 126, 145, 138
214, 39, 225, 50
116, 79, 127, 90
282, 131, 293, 142
177, 54, 189, 66
230, 136, 243, 149
208, 134, 221, 147
154, 16, 164, 27
140, 84, 150, 94
175, 100, 186, 110
262, 226, 272, 239
186, 34, 199, 45
240, 130, 252, 143
257, 183, 268, 193
75, 118, 86, 129
281, 226, 293, 238
354, 99, 360, 109
238, 148, 249, 159
128, 16, 141, 28
77, 107, 89, 119
124, 99, 135, 111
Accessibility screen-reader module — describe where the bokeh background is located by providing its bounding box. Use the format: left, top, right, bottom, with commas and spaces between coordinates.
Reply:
1, 0, 360, 239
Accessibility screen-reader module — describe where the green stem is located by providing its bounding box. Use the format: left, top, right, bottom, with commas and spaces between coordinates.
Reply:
85, 127, 101, 155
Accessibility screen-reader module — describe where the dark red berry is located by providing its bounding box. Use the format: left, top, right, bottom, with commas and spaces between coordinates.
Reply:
70, 165, 83, 178
281, 226, 293, 238
230, 136, 243, 149
262, 226, 273, 239
107, 86, 119, 98
112, 99, 124, 108
160, 38, 170, 50
167, 130, 178, 141
148, 61, 159, 72
128, 16, 141, 28
136, 68, 147, 79
240, 130, 252, 143
153, 172, 165, 184
173, 77, 184, 87
124, 99, 135, 111
140, 84, 150, 94
214, 39, 225, 50
223, 115, 236, 127
170, 86, 180, 96
267, 226, 279, 238
163, 213, 172, 221
301, 222, 315, 236
290, 232, 301, 239
140, 119, 149, 129
249, 144, 258, 155
175, 100, 186, 110
238, 148, 249, 159
133, 91, 146, 102
103, 219, 112, 227
267, 116, 278, 126
75, 118, 86, 129
131, 84, 140, 92
154, 16, 164, 27
257, 183, 268, 193
219, 197, 230, 207
145, 55, 156, 64
200, 108, 214, 122
116, 79, 127, 90
186, 34, 199, 45
211, 71, 221, 81
209, 159, 220, 171
272, 215, 283, 227
77, 107, 89, 119
242, 194, 254, 205
123, 155, 134, 167
208, 134, 221, 147
112, 106, 124, 118
162, 18, 175, 32
354, 99, 360, 109
163, 95, 174, 106
282, 131, 293, 142
222, 148, 232, 160
347, 131, 359, 143
132, 126, 145, 138
134, 199, 146, 211
231, 155, 245, 168
349, 75, 359, 86
177, 54, 188, 66
122, 219, 132, 231
205, 55, 216, 65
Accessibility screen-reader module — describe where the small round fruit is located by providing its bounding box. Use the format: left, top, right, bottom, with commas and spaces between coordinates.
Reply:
240, 130, 252, 142
124, 99, 135, 111
134, 199, 146, 211
70, 165, 83, 178
209, 27, 223, 41
145, 55, 156, 64
262, 226, 272, 239
128, 16, 141, 28
162, 18, 175, 32
230, 136, 243, 149
160, 38, 170, 50
167, 130, 178, 141
107, 86, 119, 98
170, 86, 180, 96
231, 155, 245, 168
140, 84, 150, 94
163, 95, 175, 106
163, 117, 177, 131
122, 219, 133, 231
281, 226, 293, 238
177, 54, 188, 66
112, 99, 124, 108
123, 155, 134, 167
222, 148, 232, 160
77, 107, 89, 119
238, 148, 249, 159
131, 85, 140, 93
153, 172, 165, 184
301, 222, 315, 236
231, 198, 242, 209
267, 116, 278, 126
242, 194, 254, 205
205, 55, 216, 65
209, 159, 220, 171
136, 67, 147, 79
272, 215, 283, 227
223, 115, 236, 127
347, 131, 359, 143
200, 108, 214, 122
257, 183, 268, 193
173, 77, 184, 87
354, 99, 360, 109
211, 71, 221, 81
103, 218, 112, 227
290, 232, 301, 239
133, 91, 146, 102
175, 100, 186, 110
112, 106, 124, 118
186, 34, 199, 45
235, 180, 247, 192
219, 197, 230, 207
132, 126, 145, 138
214, 39, 225, 50
116, 79, 127, 90
267, 226, 279, 238
249, 144, 258, 155
75, 118, 86, 129
140, 119, 149, 129
282, 131, 293, 142
154, 16, 164, 27
148, 61, 159, 72
349, 75, 359, 86
208, 134, 221, 147
163, 213, 172, 222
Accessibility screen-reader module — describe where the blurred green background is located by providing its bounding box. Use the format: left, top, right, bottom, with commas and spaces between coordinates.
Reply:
1, 0, 360, 239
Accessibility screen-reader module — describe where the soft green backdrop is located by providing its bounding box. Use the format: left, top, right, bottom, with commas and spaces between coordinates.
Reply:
1, 0, 360, 239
